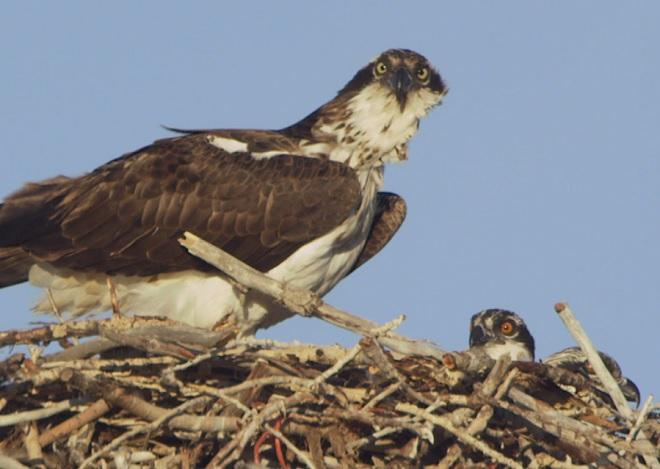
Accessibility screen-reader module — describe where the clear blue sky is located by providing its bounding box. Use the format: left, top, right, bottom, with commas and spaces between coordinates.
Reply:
1, 2, 658, 398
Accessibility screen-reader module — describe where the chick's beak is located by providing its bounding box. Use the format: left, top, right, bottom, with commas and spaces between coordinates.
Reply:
469, 325, 487, 348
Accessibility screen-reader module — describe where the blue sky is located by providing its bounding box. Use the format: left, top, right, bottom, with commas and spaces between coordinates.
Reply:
1, 2, 658, 398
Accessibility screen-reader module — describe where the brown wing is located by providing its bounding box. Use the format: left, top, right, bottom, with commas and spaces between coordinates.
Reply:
0, 247, 31, 287
0, 133, 361, 277
349, 192, 406, 273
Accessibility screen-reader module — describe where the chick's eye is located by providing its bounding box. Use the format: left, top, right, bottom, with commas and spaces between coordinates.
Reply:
416, 67, 430, 82
375, 62, 388, 76
500, 321, 515, 335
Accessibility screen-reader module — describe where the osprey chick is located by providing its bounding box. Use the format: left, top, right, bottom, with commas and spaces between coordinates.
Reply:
0, 49, 446, 334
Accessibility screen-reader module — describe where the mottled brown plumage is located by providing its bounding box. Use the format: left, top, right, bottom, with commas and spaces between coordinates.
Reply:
0, 49, 446, 331
0, 134, 361, 280
350, 193, 407, 272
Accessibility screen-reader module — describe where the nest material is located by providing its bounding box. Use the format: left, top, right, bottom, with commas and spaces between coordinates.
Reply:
0, 315, 657, 469
1, 235, 658, 467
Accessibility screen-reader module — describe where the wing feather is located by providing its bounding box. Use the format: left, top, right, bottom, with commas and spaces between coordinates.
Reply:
349, 192, 406, 273
1, 133, 361, 276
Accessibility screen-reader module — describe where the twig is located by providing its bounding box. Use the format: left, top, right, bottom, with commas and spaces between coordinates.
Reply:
311, 342, 362, 386
436, 357, 510, 467
553, 303, 631, 419
44, 338, 118, 362
396, 402, 524, 469
38, 399, 111, 446
362, 382, 400, 410
179, 231, 446, 359
79, 396, 209, 469
208, 300, 402, 466
208, 392, 316, 468
359, 336, 432, 405
23, 423, 43, 462
0, 455, 30, 469
264, 423, 316, 469
0, 320, 104, 346
0, 398, 89, 427
626, 394, 655, 443
60, 368, 239, 433
554, 302, 659, 469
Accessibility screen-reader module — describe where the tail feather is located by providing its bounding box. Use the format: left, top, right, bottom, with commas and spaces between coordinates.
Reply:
0, 176, 70, 247
0, 247, 31, 288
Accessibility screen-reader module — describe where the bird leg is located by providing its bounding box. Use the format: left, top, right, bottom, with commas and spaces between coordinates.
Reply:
106, 277, 121, 316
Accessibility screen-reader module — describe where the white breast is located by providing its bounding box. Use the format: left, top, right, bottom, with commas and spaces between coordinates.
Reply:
483, 342, 534, 362
267, 167, 382, 294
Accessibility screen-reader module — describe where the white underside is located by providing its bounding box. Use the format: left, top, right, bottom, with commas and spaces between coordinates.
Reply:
482, 342, 534, 362
30, 168, 383, 334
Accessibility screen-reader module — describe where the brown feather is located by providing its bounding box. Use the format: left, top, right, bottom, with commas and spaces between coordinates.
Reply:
0, 133, 361, 277
0, 247, 31, 287
350, 192, 407, 273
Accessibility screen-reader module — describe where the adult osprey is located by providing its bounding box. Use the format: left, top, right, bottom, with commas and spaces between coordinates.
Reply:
0, 49, 447, 334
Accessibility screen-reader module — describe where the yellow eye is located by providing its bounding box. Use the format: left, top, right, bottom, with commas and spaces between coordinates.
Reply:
375, 62, 388, 76
500, 320, 515, 336
416, 67, 430, 82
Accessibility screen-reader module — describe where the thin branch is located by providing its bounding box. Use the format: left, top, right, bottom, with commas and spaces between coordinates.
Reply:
626, 394, 655, 443
553, 303, 631, 419
0, 398, 90, 427
79, 396, 209, 469
179, 231, 446, 358
0, 455, 30, 469
397, 402, 524, 469
38, 399, 111, 447
264, 423, 316, 469
554, 302, 659, 469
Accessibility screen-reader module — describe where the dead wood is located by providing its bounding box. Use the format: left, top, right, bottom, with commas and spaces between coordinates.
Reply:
0, 236, 656, 468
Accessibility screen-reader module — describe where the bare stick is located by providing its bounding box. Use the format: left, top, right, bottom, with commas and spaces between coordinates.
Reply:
79, 396, 209, 469
554, 303, 659, 468
38, 399, 111, 447
45, 338, 118, 362
0, 455, 30, 469
626, 394, 655, 443
264, 423, 316, 469
0, 320, 103, 346
23, 423, 43, 461
0, 398, 89, 427
553, 303, 631, 419
312, 342, 362, 385
397, 402, 524, 469
179, 231, 446, 358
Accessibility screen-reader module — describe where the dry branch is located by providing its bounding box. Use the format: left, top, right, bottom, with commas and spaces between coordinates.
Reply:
0, 235, 657, 467
180, 231, 447, 359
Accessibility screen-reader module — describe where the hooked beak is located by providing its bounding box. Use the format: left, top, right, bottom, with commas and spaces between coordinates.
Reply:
469, 325, 487, 348
388, 67, 413, 109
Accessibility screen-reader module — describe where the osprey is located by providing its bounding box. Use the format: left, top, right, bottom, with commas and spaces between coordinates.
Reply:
543, 347, 640, 405
468, 309, 536, 361
0, 49, 446, 335
469, 309, 640, 405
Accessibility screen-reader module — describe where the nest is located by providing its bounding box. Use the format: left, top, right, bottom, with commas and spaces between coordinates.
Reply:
1, 318, 657, 469
0, 234, 657, 468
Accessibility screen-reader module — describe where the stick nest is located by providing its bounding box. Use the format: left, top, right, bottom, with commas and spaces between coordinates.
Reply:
0, 316, 657, 468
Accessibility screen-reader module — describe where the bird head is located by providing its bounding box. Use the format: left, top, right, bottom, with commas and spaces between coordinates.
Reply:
340, 49, 447, 112
469, 309, 536, 361
284, 49, 447, 167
